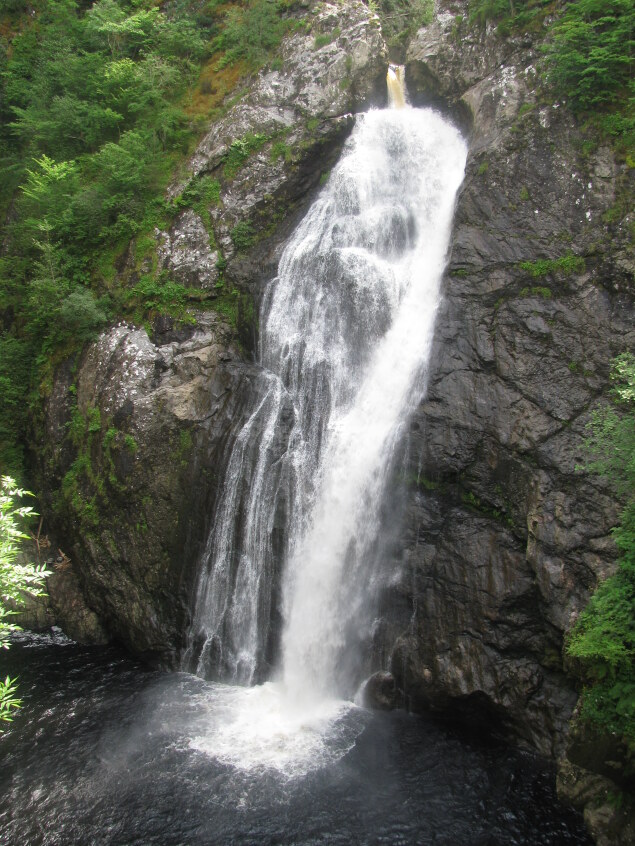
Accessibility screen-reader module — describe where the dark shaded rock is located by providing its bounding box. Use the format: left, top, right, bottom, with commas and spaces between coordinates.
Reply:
10, 546, 108, 644
557, 756, 635, 846
36, 314, 259, 661
361, 0, 634, 762
45, 564, 109, 644
561, 712, 634, 798
362, 670, 405, 711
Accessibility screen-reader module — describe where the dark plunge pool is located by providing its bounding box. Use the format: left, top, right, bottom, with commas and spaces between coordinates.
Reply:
0, 632, 591, 846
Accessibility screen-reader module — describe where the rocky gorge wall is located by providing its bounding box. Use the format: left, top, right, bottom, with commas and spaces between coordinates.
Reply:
34, 0, 633, 836
383, 0, 633, 756
35, 0, 386, 660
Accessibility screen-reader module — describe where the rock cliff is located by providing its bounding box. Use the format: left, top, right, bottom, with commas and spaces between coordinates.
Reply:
36, 0, 633, 807
381, 0, 633, 760
36, 0, 386, 661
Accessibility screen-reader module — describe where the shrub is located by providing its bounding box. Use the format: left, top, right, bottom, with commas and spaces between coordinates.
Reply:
212, 0, 296, 69
568, 354, 635, 770
230, 221, 256, 251
543, 0, 635, 113
0, 476, 50, 729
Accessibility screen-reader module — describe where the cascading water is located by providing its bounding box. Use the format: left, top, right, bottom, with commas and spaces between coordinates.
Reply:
0, 62, 595, 846
183, 69, 467, 772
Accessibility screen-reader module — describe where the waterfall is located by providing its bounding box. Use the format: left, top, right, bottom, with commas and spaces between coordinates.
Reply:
387, 64, 406, 108
184, 69, 467, 769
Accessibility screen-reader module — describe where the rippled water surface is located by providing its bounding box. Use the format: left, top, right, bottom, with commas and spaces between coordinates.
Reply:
0, 634, 591, 845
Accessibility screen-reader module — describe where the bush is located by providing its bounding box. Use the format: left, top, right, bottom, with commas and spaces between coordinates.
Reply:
375, 0, 434, 46
230, 221, 256, 251
518, 253, 586, 278
0, 336, 31, 477
212, 0, 296, 69
568, 354, 635, 770
544, 0, 635, 113
468, 0, 553, 33
0, 476, 50, 729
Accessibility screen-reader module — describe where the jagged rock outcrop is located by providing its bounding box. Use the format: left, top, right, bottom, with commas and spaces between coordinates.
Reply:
38, 314, 256, 658
162, 0, 386, 316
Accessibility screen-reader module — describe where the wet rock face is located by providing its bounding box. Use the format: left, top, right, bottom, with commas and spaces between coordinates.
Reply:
376, 0, 634, 757
362, 671, 405, 711
38, 315, 258, 660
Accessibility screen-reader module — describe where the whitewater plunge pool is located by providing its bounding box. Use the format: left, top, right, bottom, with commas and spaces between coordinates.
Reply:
1, 632, 591, 846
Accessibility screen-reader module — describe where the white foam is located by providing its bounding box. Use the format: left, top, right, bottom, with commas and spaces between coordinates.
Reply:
185, 103, 467, 772
188, 682, 364, 777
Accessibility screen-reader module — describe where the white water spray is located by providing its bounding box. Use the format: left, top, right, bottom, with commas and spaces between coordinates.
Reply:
185, 69, 467, 772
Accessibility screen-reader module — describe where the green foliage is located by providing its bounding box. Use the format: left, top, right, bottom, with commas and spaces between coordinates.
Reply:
212, 284, 255, 337
125, 273, 190, 321
468, 0, 552, 34
314, 28, 340, 49
0, 476, 49, 645
0, 676, 21, 727
230, 221, 256, 251
582, 355, 635, 501
375, 0, 434, 46
123, 434, 138, 454
0, 0, 216, 474
518, 253, 585, 278
270, 140, 294, 163
0, 335, 31, 477
544, 1, 634, 113
0, 476, 50, 728
180, 175, 222, 210
519, 285, 552, 298
467, 1, 634, 145
211, 0, 300, 70
223, 133, 268, 179
568, 354, 635, 768
57, 403, 141, 522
